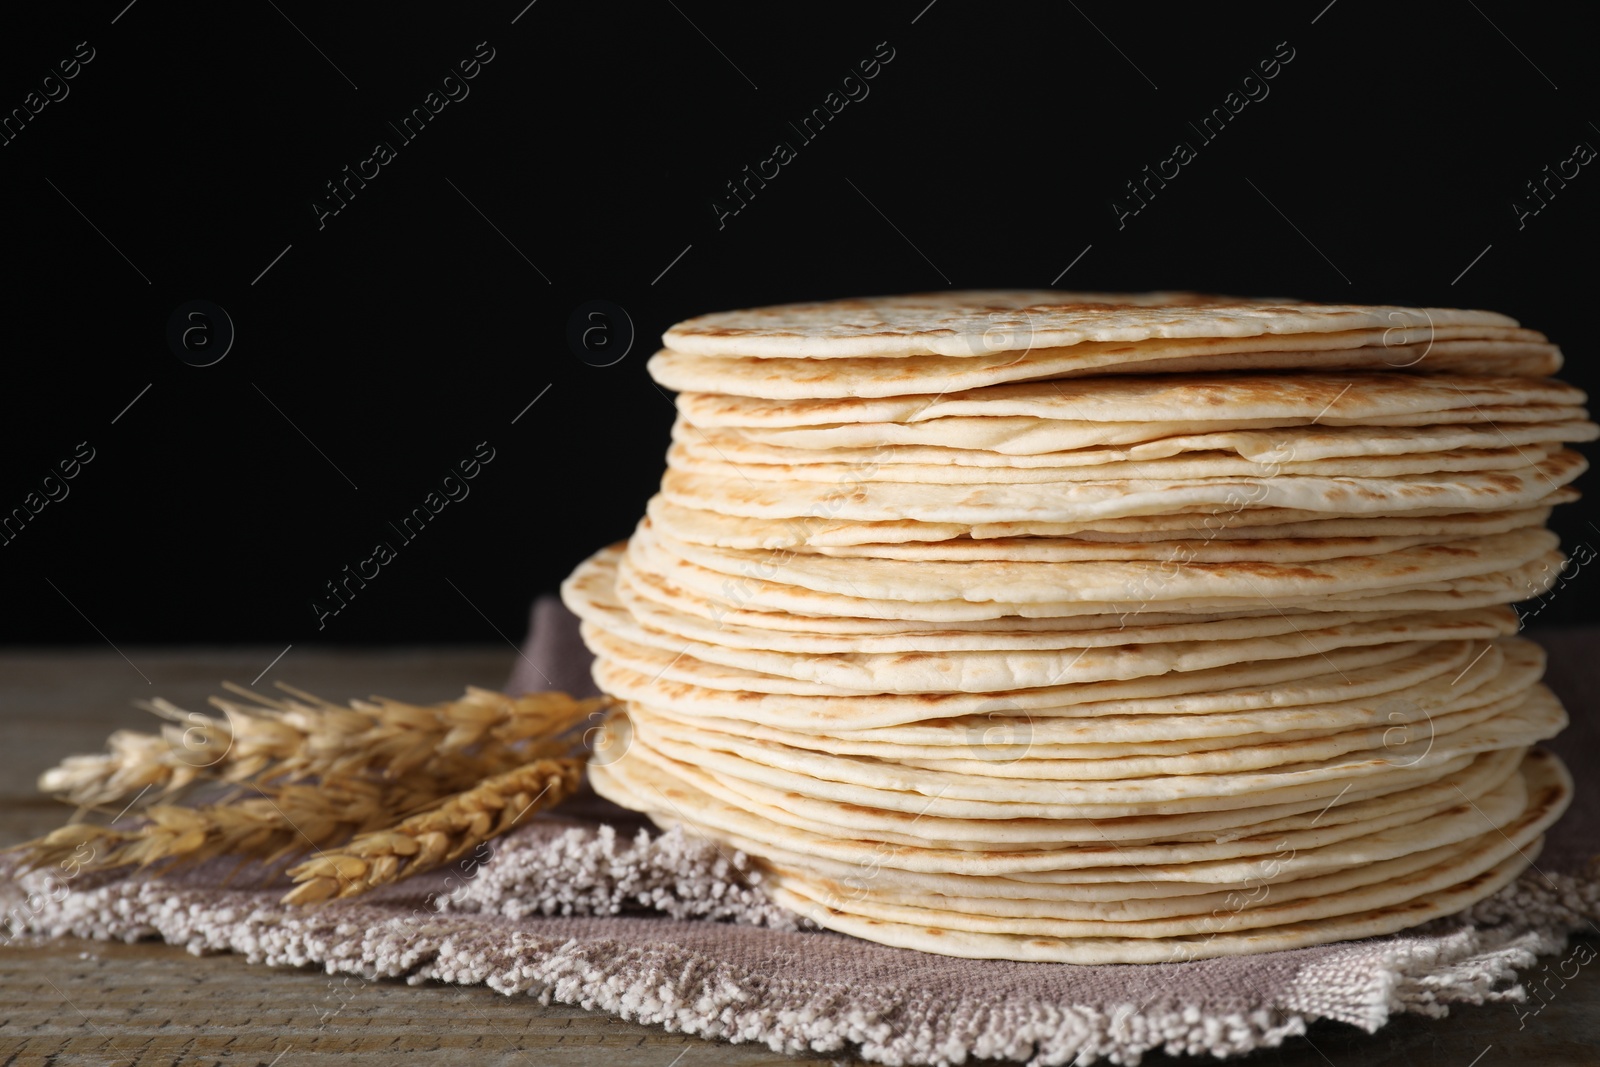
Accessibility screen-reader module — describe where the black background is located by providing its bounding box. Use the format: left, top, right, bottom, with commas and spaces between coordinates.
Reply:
2, 0, 1596, 647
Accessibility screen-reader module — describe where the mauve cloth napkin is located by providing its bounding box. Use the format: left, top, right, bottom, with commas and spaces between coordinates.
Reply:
8, 600, 1598, 1066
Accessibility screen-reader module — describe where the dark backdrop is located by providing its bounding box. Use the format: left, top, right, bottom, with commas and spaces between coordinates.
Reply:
2, 0, 1596, 646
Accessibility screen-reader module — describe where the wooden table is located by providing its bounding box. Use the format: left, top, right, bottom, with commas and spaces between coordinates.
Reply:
3, 648, 1597, 1066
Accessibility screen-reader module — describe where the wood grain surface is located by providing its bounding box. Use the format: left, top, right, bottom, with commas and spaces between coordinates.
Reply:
2, 647, 1596, 1066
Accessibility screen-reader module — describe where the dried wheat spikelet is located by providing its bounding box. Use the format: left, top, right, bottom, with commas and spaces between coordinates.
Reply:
283, 757, 584, 904
11, 774, 476, 875
18, 802, 304, 873
37, 683, 607, 812
37, 728, 208, 811
18, 682, 602, 889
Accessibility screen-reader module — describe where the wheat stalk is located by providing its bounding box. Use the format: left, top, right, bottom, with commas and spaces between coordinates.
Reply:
37, 685, 605, 812
19, 802, 308, 873
12, 772, 477, 875
18, 682, 598, 895
283, 757, 584, 904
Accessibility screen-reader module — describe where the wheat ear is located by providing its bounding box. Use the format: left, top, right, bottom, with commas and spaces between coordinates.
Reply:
283, 757, 584, 904
37, 685, 605, 812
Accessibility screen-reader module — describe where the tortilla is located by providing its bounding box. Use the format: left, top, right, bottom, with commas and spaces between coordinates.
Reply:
565, 292, 1586, 961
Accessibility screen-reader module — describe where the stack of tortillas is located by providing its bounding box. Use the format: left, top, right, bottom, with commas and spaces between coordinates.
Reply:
563, 291, 1593, 963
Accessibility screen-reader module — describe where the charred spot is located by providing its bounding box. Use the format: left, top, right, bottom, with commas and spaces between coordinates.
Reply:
1209, 561, 1327, 581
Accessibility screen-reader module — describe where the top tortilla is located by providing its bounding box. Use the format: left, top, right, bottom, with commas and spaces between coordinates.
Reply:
662, 291, 1525, 361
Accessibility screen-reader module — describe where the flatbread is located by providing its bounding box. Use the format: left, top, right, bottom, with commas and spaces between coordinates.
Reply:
683, 407, 1591, 451
642, 524, 1557, 605
758, 753, 1570, 961
651, 339, 1564, 398
612, 560, 1518, 654
623, 528, 1566, 622
569, 548, 1524, 695
628, 688, 1563, 814
765, 847, 1540, 962
620, 721, 1530, 861
658, 451, 1586, 526
646, 494, 1571, 549
587, 636, 1486, 727
669, 440, 1561, 485
642, 740, 1527, 850
675, 417, 1597, 466
569, 291, 1586, 961
673, 371, 1583, 425
662, 292, 1524, 359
